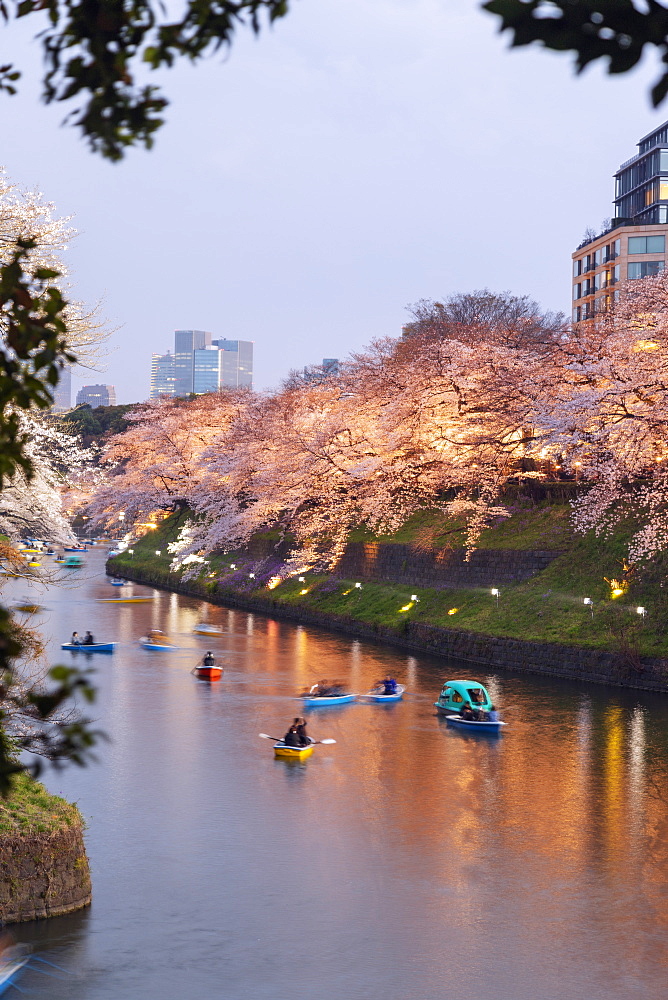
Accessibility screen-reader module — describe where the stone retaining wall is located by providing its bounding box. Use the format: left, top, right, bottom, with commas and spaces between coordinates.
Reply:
0, 822, 91, 924
110, 562, 668, 693
334, 541, 562, 588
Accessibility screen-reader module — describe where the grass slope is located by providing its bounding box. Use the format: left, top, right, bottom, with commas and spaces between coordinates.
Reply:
0, 773, 84, 835
110, 502, 668, 659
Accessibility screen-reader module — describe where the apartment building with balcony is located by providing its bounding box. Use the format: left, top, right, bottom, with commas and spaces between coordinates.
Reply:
572, 122, 668, 321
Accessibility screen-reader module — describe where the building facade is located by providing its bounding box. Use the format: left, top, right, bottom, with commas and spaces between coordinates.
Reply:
52, 364, 72, 412
211, 339, 253, 389
150, 351, 176, 399
76, 384, 117, 407
174, 330, 212, 395
572, 122, 668, 321
193, 347, 223, 394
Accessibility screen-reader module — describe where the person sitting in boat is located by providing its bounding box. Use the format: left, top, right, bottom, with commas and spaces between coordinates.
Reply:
380, 675, 398, 695
202, 651, 215, 666
460, 702, 475, 721
310, 679, 332, 697
328, 680, 345, 696
83, 631, 95, 645
487, 705, 500, 722
295, 717, 310, 746
70, 631, 81, 645
283, 721, 302, 747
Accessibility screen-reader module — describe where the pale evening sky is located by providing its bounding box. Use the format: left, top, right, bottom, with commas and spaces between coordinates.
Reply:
3, 0, 665, 403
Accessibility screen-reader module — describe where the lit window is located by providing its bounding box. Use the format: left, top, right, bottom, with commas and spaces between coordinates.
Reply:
628, 260, 665, 279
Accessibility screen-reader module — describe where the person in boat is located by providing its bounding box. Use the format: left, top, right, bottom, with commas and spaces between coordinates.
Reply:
487, 705, 500, 722
283, 720, 302, 747
202, 651, 215, 666
329, 680, 344, 696
378, 675, 398, 695
460, 702, 475, 721
70, 631, 81, 645
83, 631, 95, 645
295, 717, 310, 746
310, 679, 332, 697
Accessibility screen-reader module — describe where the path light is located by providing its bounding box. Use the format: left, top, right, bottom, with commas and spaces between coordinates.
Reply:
230, 563, 236, 570
637, 606, 647, 619
300, 589, 308, 595
448, 608, 458, 615
491, 587, 500, 607
411, 594, 419, 602
583, 597, 593, 618
298, 576, 305, 582
128, 548, 134, 557
249, 572, 255, 579
355, 582, 362, 589
155, 550, 161, 557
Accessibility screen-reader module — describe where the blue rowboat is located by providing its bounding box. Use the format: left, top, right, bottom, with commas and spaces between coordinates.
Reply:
64, 546, 87, 552
301, 693, 355, 707
140, 637, 178, 651
110, 578, 126, 586
61, 642, 116, 653
357, 684, 405, 703
444, 715, 506, 734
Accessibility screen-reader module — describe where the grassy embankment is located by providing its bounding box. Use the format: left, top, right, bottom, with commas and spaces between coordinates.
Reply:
0, 773, 83, 835
109, 501, 668, 659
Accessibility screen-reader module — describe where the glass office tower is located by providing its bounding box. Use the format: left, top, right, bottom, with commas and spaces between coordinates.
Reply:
76, 384, 117, 407
193, 348, 223, 394
174, 330, 212, 395
149, 351, 176, 399
212, 339, 253, 388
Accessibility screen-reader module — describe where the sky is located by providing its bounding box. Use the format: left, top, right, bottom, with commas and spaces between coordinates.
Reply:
3, 0, 666, 403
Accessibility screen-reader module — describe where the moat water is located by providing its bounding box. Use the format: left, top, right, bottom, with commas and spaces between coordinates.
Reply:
7, 550, 668, 999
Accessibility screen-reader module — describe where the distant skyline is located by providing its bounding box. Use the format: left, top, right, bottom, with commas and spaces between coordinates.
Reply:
3, 1, 665, 403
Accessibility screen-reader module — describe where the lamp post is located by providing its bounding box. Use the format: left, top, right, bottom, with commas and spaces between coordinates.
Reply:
637, 606, 647, 622
128, 548, 134, 558
583, 597, 593, 618
491, 587, 500, 607
411, 594, 419, 602
355, 582, 362, 590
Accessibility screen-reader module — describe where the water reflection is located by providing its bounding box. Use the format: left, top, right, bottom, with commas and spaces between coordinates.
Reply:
3, 550, 668, 1000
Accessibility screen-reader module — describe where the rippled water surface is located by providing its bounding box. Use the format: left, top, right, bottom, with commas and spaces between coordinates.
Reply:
7, 550, 668, 999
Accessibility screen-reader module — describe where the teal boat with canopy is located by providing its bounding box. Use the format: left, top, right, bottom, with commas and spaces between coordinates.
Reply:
434, 679, 493, 715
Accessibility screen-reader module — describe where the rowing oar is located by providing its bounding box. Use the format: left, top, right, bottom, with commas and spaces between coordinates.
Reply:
258, 733, 337, 745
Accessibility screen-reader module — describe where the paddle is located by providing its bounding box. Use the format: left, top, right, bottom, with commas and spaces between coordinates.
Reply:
258, 733, 337, 745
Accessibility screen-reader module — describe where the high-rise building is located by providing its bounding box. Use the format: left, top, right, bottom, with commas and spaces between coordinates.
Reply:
52, 364, 72, 412
150, 351, 176, 399
302, 358, 340, 383
76, 384, 117, 407
193, 347, 223, 394
572, 121, 668, 321
211, 339, 253, 389
174, 330, 212, 395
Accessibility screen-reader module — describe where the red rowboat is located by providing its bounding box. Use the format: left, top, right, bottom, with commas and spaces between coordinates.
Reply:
192, 664, 223, 681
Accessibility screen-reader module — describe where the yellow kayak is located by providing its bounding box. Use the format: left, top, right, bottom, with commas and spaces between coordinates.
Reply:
273, 740, 315, 760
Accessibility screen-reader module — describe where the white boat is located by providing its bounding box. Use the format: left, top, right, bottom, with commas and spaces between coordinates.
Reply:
356, 684, 405, 703
192, 623, 224, 635
139, 636, 178, 650
444, 714, 506, 734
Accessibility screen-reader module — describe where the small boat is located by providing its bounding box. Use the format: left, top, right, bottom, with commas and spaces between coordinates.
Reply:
61, 642, 116, 653
140, 636, 178, 650
98, 596, 152, 604
273, 738, 315, 760
11, 602, 43, 614
64, 546, 87, 552
434, 679, 494, 716
64, 555, 83, 568
357, 684, 405, 703
191, 663, 223, 680
301, 692, 356, 707
110, 578, 126, 586
444, 714, 506, 734
54, 557, 66, 564
192, 623, 224, 635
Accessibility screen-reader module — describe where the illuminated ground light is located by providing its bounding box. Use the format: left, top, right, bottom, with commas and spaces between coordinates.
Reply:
448, 608, 458, 615
342, 588, 352, 595
398, 602, 414, 612
230, 563, 236, 570
298, 576, 305, 583
637, 606, 647, 619
267, 575, 282, 590
355, 582, 362, 589
606, 577, 627, 598
300, 589, 308, 595
249, 572, 256, 579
